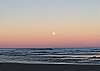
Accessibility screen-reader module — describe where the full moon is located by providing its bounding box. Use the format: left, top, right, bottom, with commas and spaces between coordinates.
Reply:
52, 32, 56, 36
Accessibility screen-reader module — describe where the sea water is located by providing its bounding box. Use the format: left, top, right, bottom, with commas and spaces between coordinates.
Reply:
0, 48, 100, 64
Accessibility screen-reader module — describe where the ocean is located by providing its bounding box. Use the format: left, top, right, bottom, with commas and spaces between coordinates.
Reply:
0, 48, 100, 65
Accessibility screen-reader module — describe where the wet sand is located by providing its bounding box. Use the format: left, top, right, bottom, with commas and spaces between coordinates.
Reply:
0, 63, 100, 71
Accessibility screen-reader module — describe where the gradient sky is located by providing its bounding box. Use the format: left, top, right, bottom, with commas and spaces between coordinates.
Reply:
0, 0, 100, 48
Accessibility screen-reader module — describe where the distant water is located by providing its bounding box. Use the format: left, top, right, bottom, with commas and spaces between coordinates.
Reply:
0, 48, 100, 64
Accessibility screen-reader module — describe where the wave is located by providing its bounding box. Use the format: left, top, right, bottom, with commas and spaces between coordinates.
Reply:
0, 48, 100, 64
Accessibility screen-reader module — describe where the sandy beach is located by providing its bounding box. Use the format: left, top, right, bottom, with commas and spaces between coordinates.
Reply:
0, 63, 100, 71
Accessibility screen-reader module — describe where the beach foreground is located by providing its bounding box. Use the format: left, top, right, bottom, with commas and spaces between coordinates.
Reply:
0, 63, 100, 71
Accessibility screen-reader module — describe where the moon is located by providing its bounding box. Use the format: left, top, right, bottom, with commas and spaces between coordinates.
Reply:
51, 32, 56, 36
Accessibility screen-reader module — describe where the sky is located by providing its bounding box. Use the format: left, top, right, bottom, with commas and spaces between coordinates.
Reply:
0, 0, 100, 48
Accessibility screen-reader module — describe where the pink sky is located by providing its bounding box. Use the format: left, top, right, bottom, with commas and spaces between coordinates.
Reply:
0, 0, 100, 48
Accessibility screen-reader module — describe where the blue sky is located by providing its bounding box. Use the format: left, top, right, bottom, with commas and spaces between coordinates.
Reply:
0, 0, 99, 9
